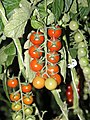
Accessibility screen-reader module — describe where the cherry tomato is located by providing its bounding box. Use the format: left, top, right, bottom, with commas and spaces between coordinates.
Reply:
78, 48, 87, 57
83, 66, 90, 75
7, 78, 18, 88
30, 31, 44, 45
32, 76, 45, 89
12, 102, 22, 111
24, 106, 33, 116
12, 112, 22, 120
26, 116, 35, 120
69, 21, 79, 31
23, 95, 33, 105
51, 74, 62, 85
78, 42, 85, 48
74, 32, 83, 43
45, 78, 57, 90
47, 64, 59, 75
47, 40, 62, 52
48, 26, 62, 38
10, 92, 20, 101
79, 57, 89, 67
30, 59, 43, 72
28, 45, 42, 59
21, 84, 32, 93
66, 85, 73, 104
47, 52, 60, 64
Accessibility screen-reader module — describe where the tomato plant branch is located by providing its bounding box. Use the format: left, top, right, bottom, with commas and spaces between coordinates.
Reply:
52, 90, 68, 120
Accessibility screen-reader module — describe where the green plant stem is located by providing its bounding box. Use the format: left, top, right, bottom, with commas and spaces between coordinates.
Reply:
52, 90, 68, 120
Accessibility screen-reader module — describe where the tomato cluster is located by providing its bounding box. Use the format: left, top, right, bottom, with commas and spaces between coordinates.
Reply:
69, 20, 90, 100
28, 25, 62, 90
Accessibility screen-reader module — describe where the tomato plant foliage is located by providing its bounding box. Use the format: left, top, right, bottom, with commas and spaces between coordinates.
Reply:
0, 0, 90, 120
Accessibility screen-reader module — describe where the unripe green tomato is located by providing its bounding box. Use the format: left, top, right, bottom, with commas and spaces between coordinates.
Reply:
78, 42, 85, 48
84, 87, 88, 94
24, 106, 33, 116
26, 116, 35, 120
83, 94, 88, 100
45, 78, 57, 90
83, 66, 90, 75
79, 57, 89, 67
84, 81, 89, 87
12, 112, 22, 120
69, 20, 79, 31
78, 48, 87, 57
74, 32, 83, 43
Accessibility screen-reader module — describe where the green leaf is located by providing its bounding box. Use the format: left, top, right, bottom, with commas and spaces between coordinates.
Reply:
52, 0, 64, 21
0, 19, 4, 31
47, 9, 54, 25
31, 18, 44, 29
0, 46, 8, 64
4, 0, 31, 38
78, 0, 88, 7
4, 42, 16, 55
2, 70, 10, 101
69, 48, 77, 59
64, 0, 73, 12
0, 64, 2, 74
2, 0, 21, 17
6, 55, 15, 67
70, 0, 77, 13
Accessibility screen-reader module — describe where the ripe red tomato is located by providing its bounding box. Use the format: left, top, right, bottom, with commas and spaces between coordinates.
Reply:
28, 45, 42, 59
47, 52, 60, 64
7, 78, 18, 88
47, 40, 62, 52
51, 74, 62, 85
21, 84, 32, 93
47, 64, 59, 75
23, 95, 33, 105
48, 26, 62, 38
32, 76, 45, 89
10, 92, 20, 101
30, 59, 43, 72
66, 85, 73, 104
29, 31, 44, 45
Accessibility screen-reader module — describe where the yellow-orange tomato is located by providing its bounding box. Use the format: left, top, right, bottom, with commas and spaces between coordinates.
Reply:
21, 84, 32, 93
7, 78, 18, 88
32, 76, 45, 89
23, 95, 33, 105
12, 102, 22, 111
10, 93, 20, 101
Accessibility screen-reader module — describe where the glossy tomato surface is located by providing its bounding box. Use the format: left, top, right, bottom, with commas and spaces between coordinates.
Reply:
48, 26, 62, 38
21, 84, 32, 93
30, 59, 43, 72
7, 78, 18, 88
30, 32, 44, 45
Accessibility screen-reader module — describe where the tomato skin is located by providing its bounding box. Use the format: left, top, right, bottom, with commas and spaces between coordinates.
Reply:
12, 112, 22, 120
45, 78, 57, 90
23, 95, 33, 105
47, 52, 60, 64
30, 59, 43, 72
30, 32, 44, 45
47, 40, 62, 52
21, 84, 32, 93
79, 57, 89, 67
78, 48, 87, 57
12, 102, 22, 111
24, 106, 33, 116
28, 45, 42, 59
7, 78, 18, 88
69, 21, 79, 31
10, 93, 20, 101
32, 76, 45, 89
66, 85, 73, 104
83, 66, 90, 75
51, 74, 62, 85
74, 32, 83, 43
47, 64, 59, 75
48, 26, 62, 38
